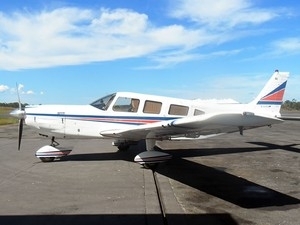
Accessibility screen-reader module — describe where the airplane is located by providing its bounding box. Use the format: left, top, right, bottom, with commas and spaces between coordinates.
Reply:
10, 70, 291, 168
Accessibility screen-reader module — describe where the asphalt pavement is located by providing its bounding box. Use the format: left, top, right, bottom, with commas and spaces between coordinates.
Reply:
0, 120, 299, 225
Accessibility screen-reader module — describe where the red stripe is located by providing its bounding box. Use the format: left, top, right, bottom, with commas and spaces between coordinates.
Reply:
261, 89, 285, 101
36, 150, 72, 157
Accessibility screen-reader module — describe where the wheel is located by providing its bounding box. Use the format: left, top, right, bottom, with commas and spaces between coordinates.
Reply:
117, 144, 130, 151
143, 163, 158, 170
40, 157, 55, 162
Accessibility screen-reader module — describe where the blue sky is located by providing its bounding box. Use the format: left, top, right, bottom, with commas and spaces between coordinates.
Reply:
0, 0, 300, 105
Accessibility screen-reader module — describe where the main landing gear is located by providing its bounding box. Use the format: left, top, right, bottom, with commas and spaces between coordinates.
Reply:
113, 137, 172, 169
134, 151, 172, 169
134, 136, 172, 169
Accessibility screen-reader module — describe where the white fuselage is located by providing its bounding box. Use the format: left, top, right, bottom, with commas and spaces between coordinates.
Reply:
24, 92, 264, 140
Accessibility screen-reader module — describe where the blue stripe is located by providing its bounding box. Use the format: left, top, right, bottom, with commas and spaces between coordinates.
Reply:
26, 113, 179, 125
26, 113, 177, 120
257, 101, 282, 105
262, 81, 287, 98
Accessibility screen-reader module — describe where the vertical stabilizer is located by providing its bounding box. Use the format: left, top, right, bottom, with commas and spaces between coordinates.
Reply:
250, 70, 289, 117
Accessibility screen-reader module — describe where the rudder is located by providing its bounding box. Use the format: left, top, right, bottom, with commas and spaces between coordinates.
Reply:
250, 70, 289, 117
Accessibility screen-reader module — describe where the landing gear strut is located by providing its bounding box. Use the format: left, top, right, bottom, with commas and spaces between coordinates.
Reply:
51, 136, 59, 147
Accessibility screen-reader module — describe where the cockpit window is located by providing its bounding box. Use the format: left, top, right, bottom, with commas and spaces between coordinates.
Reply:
90, 93, 116, 110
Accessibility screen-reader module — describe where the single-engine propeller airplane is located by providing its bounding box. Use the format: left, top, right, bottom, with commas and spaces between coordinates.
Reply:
10, 70, 291, 168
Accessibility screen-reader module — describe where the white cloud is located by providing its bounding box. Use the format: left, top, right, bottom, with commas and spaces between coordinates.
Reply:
17, 84, 24, 92
26, 90, 35, 95
145, 48, 242, 70
14, 84, 35, 95
170, 0, 277, 29
247, 37, 300, 60
0, 85, 9, 92
0, 7, 205, 70
0, 2, 283, 70
90, 8, 148, 35
271, 37, 300, 55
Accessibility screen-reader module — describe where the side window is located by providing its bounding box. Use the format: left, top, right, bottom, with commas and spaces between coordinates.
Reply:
113, 97, 140, 112
194, 109, 205, 116
168, 104, 189, 116
143, 100, 162, 114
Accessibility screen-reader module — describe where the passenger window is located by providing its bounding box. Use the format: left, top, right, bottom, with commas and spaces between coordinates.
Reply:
194, 109, 205, 116
168, 104, 189, 116
143, 100, 162, 114
113, 97, 140, 112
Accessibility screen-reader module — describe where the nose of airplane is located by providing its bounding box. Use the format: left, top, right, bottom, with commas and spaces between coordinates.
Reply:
10, 108, 26, 119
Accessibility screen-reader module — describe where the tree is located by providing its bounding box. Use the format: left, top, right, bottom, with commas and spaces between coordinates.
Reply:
281, 99, 300, 111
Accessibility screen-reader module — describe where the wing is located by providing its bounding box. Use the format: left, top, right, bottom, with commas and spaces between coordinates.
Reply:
277, 115, 300, 121
100, 112, 283, 140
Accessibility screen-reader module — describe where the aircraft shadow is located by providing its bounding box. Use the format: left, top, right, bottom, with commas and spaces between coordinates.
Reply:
64, 142, 273, 162
66, 142, 300, 209
66, 140, 299, 162
247, 142, 300, 154
65, 149, 138, 162
0, 213, 238, 225
162, 141, 300, 157
157, 157, 300, 209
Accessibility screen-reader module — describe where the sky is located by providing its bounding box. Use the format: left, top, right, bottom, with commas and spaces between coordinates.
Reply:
0, 0, 300, 105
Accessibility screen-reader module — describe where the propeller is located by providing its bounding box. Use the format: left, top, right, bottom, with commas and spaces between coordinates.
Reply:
10, 84, 26, 150
18, 117, 24, 150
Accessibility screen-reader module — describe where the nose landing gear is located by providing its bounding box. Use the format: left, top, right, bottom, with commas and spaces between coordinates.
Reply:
35, 136, 72, 162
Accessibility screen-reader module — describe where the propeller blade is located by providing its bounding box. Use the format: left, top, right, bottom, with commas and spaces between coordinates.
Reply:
10, 83, 26, 150
18, 118, 24, 150
16, 83, 22, 110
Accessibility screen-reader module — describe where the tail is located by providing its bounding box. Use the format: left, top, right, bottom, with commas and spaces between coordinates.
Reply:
250, 70, 289, 117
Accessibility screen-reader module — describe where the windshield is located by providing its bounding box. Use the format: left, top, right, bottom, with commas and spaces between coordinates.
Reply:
90, 93, 116, 110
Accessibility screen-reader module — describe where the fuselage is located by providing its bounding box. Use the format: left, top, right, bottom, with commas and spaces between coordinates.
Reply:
24, 92, 256, 139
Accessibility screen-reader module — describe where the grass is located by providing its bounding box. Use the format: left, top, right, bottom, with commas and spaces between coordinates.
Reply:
0, 107, 18, 125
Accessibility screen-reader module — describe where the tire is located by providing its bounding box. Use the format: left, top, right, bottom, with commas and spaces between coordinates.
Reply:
143, 163, 158, 170
117, 144, 130, 151
40, 157, 55, 162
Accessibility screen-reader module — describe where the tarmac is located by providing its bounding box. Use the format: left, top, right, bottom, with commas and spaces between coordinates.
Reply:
0, 119, 299, 225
